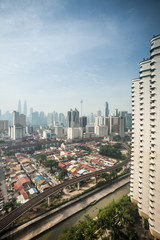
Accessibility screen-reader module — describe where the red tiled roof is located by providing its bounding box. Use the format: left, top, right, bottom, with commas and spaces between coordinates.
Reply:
79, 164, 96, 172
58, 163, 65, 168
19, 188, 28, 199
14, 177, 30, 190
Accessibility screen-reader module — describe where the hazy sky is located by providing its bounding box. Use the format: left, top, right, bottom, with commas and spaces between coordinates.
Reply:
0, 0, 160, 115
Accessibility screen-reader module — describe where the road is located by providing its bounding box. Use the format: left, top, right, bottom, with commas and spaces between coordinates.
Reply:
0, 157, 130, 234
0, 157, 8, 203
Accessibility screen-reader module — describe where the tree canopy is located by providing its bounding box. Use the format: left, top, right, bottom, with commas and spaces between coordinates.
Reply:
59, 196, 139, 240
44, 160, 58, 172
36, 154, 47, 164
59, 168, 68, 180
99, 144, 126, 160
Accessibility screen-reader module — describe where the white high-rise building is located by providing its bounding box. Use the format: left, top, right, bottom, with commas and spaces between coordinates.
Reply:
131, 34, 160, 239
94, 125, 108, 138
55, 126, 63, 138
67, 127, 83, 140
95, 116, 104, 126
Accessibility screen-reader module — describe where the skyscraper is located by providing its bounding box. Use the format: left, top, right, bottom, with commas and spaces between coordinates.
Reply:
19, 114, 26, 127
131, 34, 160, 239
104, 101, 109, 117
23, 100, 27, 116
32, 112, 39, 126
80, 116, 87, 132
18, 100, 21, 114
13, 111, 19, 125
67, 109, 79, 128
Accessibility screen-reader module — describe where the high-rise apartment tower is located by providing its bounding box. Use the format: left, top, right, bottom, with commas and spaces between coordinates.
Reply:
131, 34, 160, 239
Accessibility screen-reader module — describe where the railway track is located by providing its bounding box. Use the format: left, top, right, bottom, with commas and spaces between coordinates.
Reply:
0, 144, 130, 234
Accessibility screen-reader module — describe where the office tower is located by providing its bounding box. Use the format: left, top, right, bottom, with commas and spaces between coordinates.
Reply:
59, 113, 66, 126
47, 113, 53, 127
19, 114, 26, 127
104, 101, 109, 117
95, 116, 104, 126
23, 100, 27, 116
105, 116, 124, 137
0, 120, 8, 132
40, 111, 47, 126
113, 109, 119, 117
67, 109, 79, 128
110, 116, 119, 134
125, 113, 132, 131
130, 34, 160, 239
71, 108, 79, 127
119, 116, 125, 138
89, 113, 95, 124
13, 111, 19, 125
53, 111, 58, 122
3, 111, 12, 124
80, 116, 87, 132
18, 100, 21, 114
67, 110, 71, 128
97, 110, 102, 116
119, 111, 128, 117
32, 112, 39, 126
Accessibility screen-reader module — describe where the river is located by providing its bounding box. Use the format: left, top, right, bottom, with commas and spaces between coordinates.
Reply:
34, 183, 130, 240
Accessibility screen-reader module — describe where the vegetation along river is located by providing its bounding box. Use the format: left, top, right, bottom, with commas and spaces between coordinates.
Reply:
34, 183, 130, 240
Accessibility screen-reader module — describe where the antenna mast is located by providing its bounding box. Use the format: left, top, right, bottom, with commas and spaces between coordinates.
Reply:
80, 99, 83, 116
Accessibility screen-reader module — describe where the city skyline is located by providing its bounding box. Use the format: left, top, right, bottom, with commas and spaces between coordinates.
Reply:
0, 100, 130, 118
0, 0, 160, 114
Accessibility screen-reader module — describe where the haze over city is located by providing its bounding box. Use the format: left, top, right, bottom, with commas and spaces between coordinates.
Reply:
0, 0, 160, 115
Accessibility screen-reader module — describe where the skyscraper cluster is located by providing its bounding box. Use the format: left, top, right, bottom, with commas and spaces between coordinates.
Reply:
131, 34, 160, 239
18, 100, 27, 116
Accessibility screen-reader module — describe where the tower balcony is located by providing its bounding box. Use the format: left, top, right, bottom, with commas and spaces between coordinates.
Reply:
149, 171, 155, 177
149, 165, 155, 171
149, 207, 154, 214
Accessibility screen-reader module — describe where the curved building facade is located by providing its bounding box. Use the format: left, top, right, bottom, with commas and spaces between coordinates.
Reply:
130, 34, 160, 239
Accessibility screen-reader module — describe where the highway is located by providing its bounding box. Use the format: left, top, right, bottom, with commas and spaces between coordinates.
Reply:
0, 156, 130, 234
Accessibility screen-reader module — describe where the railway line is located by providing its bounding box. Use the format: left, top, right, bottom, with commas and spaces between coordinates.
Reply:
0, 157, 130, 234
0, 143, 130, 235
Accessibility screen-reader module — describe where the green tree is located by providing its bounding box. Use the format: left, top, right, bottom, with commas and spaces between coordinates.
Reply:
3, 198, 21, 213
113, 135, 121, 141
44, 160, 58, 173
36, 154, 47, 164
99, 144, 126, 161
59, 169, 68, 180
59, 195, 139, 240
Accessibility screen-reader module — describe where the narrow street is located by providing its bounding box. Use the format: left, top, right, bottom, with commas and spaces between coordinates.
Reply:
0, 156, 8, 203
